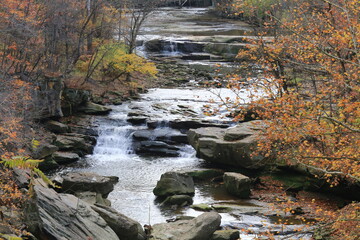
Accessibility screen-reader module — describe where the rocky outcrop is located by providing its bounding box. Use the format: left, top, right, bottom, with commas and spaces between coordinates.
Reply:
223, 172, 251, 198
33, 75, 64, 119
153, 172, 195, 197
54, 134, 94, 156
150, 212, 221, 240
57, 172, 119, 198
44, 120, 70, 133
91, 204, 147, 240
61, 88, 90, 116
26, 184, 119, 240
188, 120, 269, 169
186, 169, 224, 181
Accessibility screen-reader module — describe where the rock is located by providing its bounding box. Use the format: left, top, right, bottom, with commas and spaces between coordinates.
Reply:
211, 230, 240, 240
170, 120, 230, 130
187, 169, 224, 181
134, 141, 180, 157
61, 88, 90, 115
78, 102, 111, 115
153, 172, 195, 197
54, 135, 94, 155
162, 195, 193, 206
91, 204, 146, 240
31, 143, 58, 159
75, 191, 111, 206
150, 212, 221, 240
12, 168, 31, 188
223, 172, 251, 198
26, 184, 119, 240
127, 117, 148, 125
53, 151, 80, 164
59, 172, 119, 198
132, 129, 188, 144
191, 203, 213, 211
33, 75, 64, 119
145, 39, 163, 52
188, 120, 269, 169
39, 157, 59, 171
45, 120, 70, 133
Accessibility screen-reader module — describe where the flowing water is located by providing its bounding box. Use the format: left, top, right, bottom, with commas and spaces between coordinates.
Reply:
65, 8, 312, 239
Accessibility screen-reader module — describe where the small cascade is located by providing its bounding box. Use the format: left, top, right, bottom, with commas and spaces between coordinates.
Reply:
162, 41, 181, 56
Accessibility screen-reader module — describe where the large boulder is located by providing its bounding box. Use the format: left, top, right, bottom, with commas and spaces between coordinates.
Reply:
188, 120, 269, 169
91, 204, 147, 240
26, 184, 119, 240
31, 143, 58, 159
59, 172, 119, 198
150, 212, 221, 240
153, 172, 195, 197
223, 172, 251, 198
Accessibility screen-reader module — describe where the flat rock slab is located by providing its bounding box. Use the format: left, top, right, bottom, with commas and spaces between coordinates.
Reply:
60, 172, 119, 198
150, 212, 221, 240
26, 184, 119, 240
223, 172, 251, 198
53, 151, 80, 164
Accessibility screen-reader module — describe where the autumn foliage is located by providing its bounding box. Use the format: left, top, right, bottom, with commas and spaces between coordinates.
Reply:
229, 0, 360, 183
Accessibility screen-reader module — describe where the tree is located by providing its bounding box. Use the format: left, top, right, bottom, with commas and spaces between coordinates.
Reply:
227, 0, 359, 183
114, 0, 164, 54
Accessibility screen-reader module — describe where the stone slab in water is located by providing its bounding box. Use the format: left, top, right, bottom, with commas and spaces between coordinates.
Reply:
153, 172, 195, 197
223, 172, 251, 198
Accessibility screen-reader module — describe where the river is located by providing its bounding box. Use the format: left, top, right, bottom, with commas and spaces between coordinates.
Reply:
63, 7, 312, 240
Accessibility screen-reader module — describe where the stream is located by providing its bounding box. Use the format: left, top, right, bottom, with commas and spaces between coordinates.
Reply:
63, 7, 313, 239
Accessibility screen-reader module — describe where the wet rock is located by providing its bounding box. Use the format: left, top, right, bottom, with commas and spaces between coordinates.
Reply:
59, 172, 119, 198
134, 141, 180, 157
153, 172, 195, 197
26, 184, 119, 240
78, 102, 111, 115
44, 120, 70, 133
127, 117, 148, 125
52, 151, 80, 164
162, 195, 193, 206
223, 172, 251, 198
91, 204, 147, 240
132, 129, 188, 144
188, 120, 269, 169
170, 120, 230, 130
75, 191, 111, 206
186, 169, 224, 181
150, 212, 221, 240
211, 230, 240, 240
191, 203, 213, 211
